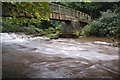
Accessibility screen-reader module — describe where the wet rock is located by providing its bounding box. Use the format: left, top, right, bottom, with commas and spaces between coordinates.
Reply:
50, 36, 59, 40
59, 34, 78, 38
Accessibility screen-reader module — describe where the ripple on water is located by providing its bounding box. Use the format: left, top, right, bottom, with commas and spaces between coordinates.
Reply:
2, 33, 119, 78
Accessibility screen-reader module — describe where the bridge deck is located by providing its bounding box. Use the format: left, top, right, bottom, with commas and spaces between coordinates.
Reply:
48, 3, 91, 23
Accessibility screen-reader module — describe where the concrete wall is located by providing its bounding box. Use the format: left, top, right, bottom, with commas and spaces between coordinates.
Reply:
60, 20, 80, 34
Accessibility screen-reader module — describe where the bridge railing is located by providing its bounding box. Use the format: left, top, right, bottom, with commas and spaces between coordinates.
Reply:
49, 3, 91, 21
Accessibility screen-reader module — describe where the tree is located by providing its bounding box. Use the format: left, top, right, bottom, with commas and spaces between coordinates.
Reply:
2, 2, 50, 25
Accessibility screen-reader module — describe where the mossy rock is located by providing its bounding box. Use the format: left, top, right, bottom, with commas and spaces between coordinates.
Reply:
59, 33, 78, 38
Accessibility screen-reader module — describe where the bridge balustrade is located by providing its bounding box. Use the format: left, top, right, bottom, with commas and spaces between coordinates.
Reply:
49, 3, 91, 22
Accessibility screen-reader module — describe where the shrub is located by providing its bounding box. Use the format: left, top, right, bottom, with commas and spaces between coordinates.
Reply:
81, 24, 91, 36
2, 17, 44, 35
87, 10, 119, 39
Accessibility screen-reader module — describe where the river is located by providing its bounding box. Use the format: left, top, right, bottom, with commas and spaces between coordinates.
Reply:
1, 33, 119, 78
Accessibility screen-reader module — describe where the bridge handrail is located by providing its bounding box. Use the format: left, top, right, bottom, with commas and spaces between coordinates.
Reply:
49, 3, 91, 21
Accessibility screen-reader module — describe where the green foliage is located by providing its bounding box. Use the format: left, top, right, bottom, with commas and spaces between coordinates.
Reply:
2, 17, 61, 37
24, 25, 44, 34
81, 24, 91, 36
86, 10, 120, 39
2, 2, 49, 35
2, 2, 50, 25
2, 17, 44, 35
88, 20, 102, 36
37, 20, 61, 37
59, 2, 120, 19
3, 2, 49, 18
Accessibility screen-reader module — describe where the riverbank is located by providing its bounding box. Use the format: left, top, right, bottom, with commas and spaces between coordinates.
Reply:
77, 37, 119, 47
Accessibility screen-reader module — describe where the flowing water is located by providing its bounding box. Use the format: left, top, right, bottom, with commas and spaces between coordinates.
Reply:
1, 33, 119, 78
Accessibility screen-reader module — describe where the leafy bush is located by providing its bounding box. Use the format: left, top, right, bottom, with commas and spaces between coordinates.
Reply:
2, 17, 61, 38
81, 24, 91, 36
2, 17, 44, 35
23, 25, 44, 34
87, 10, 120, 39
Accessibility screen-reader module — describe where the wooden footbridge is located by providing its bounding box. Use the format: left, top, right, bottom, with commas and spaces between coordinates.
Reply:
47, 3, 91, 36
48, 3, 91, 23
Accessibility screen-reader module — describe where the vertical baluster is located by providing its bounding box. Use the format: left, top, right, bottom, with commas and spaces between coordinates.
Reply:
59, 6, 61, 19
78, 11, 79, 18
63, 6, 65, 14
71, 9, 73, 17
64, 6, 65, 15
75, 10, 77, 17
79, 12, 81, 19
77, 11, 79, 18
53, 4, 55, 12
74, 10, 76, 17
86, 14, 87, 19
54, 4, 56, 12
65, 7, 67, 15
74, 10, 75, 17
68, 8, 70, 17
72, 9, 74, 17
61, 6, 63, 14
58, 5, 60, 13
58, 5, 60, 19
69, 9, 71, 17
83, 13, 85, 19
57, 5, 59, 13
79, 12, 81, 18
81, 12, 83, 19
85, 14, 86, 19
72, 9, 73, 17
52, 4, 54, 11
64, 7, 66, 20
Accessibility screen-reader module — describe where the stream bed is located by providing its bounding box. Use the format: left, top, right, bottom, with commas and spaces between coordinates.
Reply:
1, 33, 119, 78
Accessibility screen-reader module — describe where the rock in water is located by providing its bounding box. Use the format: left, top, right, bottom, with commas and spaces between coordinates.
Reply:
50, 36, 59, 40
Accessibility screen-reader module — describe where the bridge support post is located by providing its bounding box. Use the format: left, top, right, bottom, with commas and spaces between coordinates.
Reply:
59, 19, 80, 38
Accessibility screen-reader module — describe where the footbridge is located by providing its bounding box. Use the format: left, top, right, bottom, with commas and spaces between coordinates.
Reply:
47, 3, 91, 36
48, 3, 91, 23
